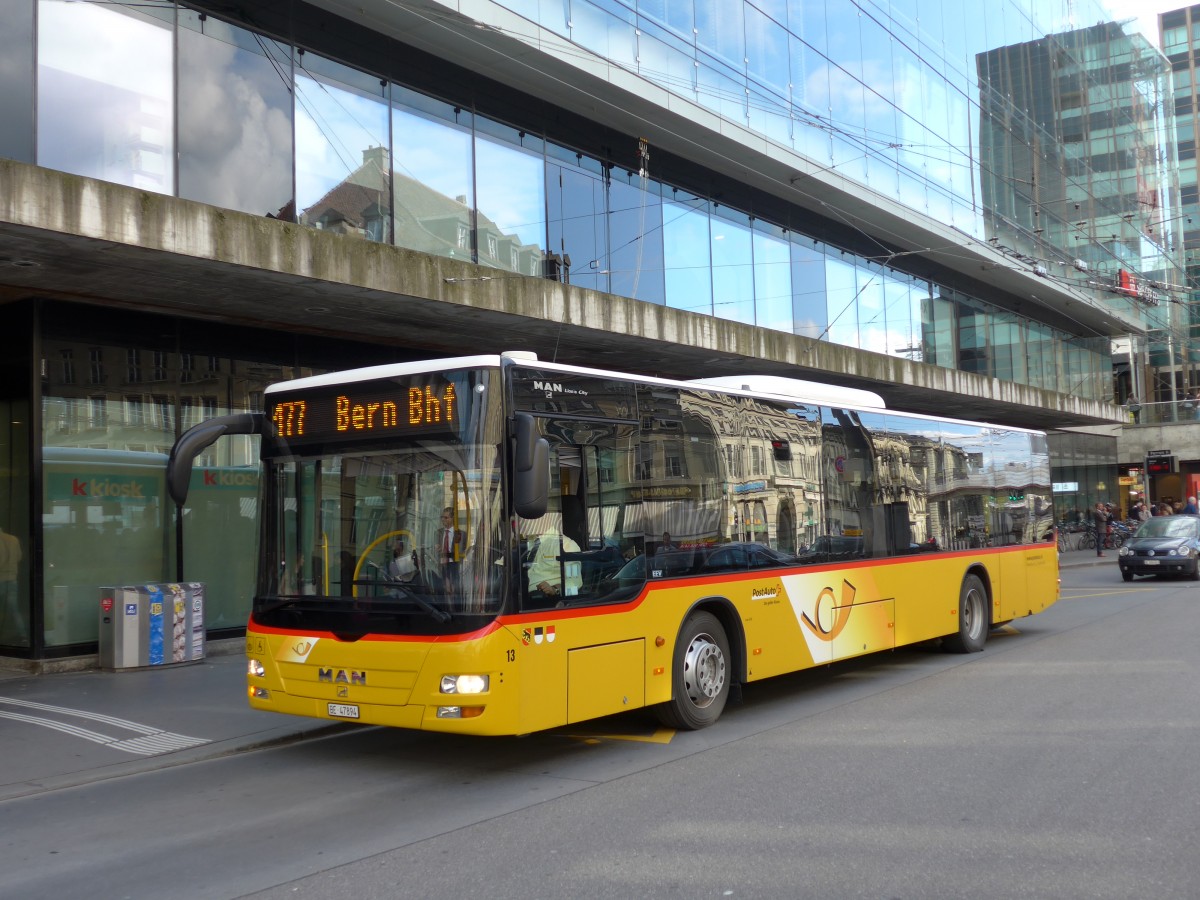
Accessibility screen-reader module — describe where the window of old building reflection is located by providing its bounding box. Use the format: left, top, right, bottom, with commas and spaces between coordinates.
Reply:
295, 52, 390, 242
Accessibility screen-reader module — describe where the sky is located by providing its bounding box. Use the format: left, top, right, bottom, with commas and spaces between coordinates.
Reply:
1101, 0, 1178, 44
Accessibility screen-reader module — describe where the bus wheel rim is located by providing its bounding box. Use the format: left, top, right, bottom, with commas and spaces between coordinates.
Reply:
683, 634, 725, 707
965, 587, 985, 640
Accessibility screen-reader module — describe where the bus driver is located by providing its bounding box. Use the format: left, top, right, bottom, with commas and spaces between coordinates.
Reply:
527, 529, 582, 603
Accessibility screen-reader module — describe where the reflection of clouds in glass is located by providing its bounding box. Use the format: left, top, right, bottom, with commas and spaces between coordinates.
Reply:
178, 31, 292, 216
475, 138, 546, 248
295, 75, 389, 209
39, 1, 171, 99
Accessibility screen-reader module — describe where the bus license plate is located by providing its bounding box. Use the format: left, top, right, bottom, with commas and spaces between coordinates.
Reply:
327, 702, 360, 719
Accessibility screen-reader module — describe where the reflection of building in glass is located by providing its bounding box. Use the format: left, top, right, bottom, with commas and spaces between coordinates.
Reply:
1159, 7, 1200, 394
0, 0, 1148, 661
978, 23, 1182, 400
300, 144, 542, 275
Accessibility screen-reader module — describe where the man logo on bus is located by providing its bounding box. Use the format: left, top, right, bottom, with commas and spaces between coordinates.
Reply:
800, 579, 857, 642
318, 668, 367, 685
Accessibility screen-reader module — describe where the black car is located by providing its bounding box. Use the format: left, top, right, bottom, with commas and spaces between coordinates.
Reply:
1117, 515, 1200, 581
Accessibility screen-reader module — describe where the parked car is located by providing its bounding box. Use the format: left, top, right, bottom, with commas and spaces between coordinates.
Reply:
604, 541, 795, 589
796, 535, 863, 564
1117, 515, 1200, 582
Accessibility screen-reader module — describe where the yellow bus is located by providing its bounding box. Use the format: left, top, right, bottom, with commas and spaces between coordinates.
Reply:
166, 352, 1058, 735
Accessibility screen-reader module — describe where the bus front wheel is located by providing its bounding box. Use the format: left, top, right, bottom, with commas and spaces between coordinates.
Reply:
656, 611, 731, 730
942, 574, 988, 653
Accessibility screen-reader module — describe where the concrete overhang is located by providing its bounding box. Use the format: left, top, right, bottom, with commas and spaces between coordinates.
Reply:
302, 0, 1146, 340
0, 159, 1123, 430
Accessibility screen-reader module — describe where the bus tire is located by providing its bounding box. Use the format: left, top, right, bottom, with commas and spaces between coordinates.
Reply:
656, 611, 730, 730
942, 574, 988, 653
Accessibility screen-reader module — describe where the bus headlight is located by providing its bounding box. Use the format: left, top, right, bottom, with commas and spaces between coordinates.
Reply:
248, 659, 266, 677
440, 674, 489, 694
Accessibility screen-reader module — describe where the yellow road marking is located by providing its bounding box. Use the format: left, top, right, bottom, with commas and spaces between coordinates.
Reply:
564, 727, 676, 744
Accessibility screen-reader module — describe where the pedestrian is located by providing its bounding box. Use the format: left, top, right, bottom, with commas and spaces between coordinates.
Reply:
1186, 496, 1198, 515
1091, 501, 1107, 557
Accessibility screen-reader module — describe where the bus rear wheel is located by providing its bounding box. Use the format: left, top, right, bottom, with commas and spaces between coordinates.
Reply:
656, 611, 730, 730
942, 574, 988, 653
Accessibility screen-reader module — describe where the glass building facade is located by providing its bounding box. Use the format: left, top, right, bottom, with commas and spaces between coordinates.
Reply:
0, 0, 1177, 658
1160, 6, 1200, 399
4, 0, 1171, 397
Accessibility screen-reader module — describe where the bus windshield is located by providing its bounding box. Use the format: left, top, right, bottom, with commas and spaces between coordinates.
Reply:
255, 367, 506, 635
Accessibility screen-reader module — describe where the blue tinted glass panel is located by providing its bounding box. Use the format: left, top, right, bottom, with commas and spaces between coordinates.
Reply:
548, 158, 609, 292
753, 223, 792, 332
883, 275, 916, 361
791, 237, 827, 338
857, 266, 886, 353
610, 174, 665, 304
789, 33, 830, 163
638, 0, 694, 37
476, 134, 547, 275
571, 0, 637, 67
179, 13, 295, 218
825, 255, 859, 347
663, 197, 712, 313
0, 0, 34, 163
711, 209, 754, 325
295, 54, 390, 241
746, 5, 788, 94
637, 20, 697, 102
38, 0, 174, 193
697, 55, 747, 124
392, 93, 474, 261
922, 291, 955, 368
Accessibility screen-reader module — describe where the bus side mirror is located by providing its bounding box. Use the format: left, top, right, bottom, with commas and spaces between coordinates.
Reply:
167, 412, 264, 506
513, 413, 549, 519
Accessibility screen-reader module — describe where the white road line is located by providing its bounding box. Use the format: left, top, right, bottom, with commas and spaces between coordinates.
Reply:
0, 695, 202, 738
0, 696, 210, 756
0, 710, 161, 755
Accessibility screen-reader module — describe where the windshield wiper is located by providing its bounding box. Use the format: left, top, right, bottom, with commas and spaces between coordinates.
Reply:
256, 596, 305, 615
364, 563, 452, 623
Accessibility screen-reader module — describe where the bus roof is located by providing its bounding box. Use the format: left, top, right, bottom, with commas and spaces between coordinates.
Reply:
264, 352, 1041, 435
688, 375, 885, 408
264, 352, 878, 408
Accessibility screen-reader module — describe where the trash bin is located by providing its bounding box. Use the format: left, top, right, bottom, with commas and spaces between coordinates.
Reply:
98, 582, 206, 671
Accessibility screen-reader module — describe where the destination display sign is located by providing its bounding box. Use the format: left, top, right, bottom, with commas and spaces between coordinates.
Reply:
268, 375, 461, 448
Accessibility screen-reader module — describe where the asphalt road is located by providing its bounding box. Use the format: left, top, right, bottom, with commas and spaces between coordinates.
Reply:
2, 564, 1197, 900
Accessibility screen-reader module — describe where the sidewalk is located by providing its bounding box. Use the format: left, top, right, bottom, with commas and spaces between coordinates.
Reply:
0, 647, 344, 803
1058, 545, 1121, 568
